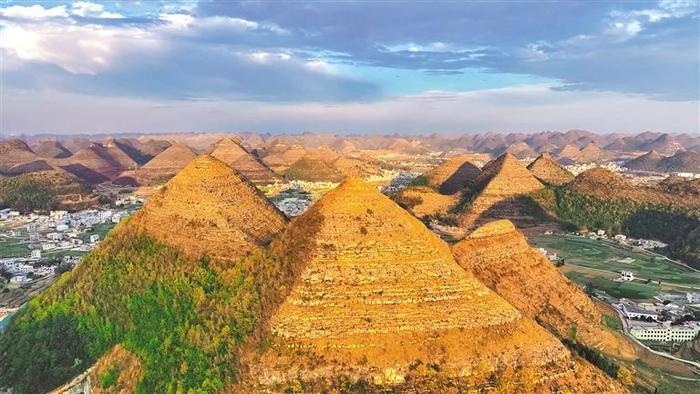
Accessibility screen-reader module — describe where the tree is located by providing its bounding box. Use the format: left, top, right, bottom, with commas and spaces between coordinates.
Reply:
0, 266, 12, 281
617, 365, 634, 387
0, 177, 56, 213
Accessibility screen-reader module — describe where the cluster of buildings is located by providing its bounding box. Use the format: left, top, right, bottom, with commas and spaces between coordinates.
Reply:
564, 162, 624, 176
1, 255, 79, 285
536, 247, 560, 262
0, 203, 140, 286
574, 229, 668, 250
379, 171, 422, 194
613, 296, 700, 343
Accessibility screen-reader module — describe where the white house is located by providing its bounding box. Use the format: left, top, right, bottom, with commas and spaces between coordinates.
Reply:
89, 234, 100, 243
597, 230, 606, 236
686, 292, 700, 304
46, 232, 63, 241
619, 271, 635, 281
30, 250, 41, 259
614, 234, 627, 241
55, 224, 69, 232
630, 326, 698, 342
9, 275, 30, 284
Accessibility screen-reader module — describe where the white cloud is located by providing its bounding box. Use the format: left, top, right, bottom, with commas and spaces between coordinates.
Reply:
0, 4, 68, 19
606, 0, 698, 39
248, 51, 291, 64
71, 2, 124, 19
0, 17, 158, 74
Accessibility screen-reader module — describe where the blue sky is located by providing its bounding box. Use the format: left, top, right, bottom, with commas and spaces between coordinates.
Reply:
1, 0, 698, 134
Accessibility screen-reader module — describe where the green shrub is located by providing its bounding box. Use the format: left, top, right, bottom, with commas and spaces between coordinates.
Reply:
100, 368, 119, 388
0, 176, 56, 213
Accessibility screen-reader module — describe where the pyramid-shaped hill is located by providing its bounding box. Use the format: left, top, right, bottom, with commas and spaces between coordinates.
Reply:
0, 156, 291, 393
244, 178, 620, 392
331, 155, 384, 179
34, 140, 72, 159
452, 220, 625, 352
0, 139, 39, 172
457, 153, 545, 229
576, 142, 608, 162
142, 143, 196, 171
210, 137, 279, 184
424, 154, 482, 194
283, 155, 344, 182
527, 152, 574, 185
557, 143, 580, 160
115, 143, 198, 186
129, 155, 287, 263
102, 139, 139, 169
624, 150, 664, 171
56, 144, 131, 182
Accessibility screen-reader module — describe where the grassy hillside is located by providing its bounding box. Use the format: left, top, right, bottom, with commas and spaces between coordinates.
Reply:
0, 218, 293, 393
530, 186, 700, 269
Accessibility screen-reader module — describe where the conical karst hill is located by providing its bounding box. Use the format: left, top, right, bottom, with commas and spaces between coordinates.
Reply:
142, 143, 197, 171
56, 143, 131, 182
0, 139, 39, 172
452, 220, 625, 352
34, 140, 72, 159
527, 152, 574, 185
624, 150, 664, 171
457, 153, 544, 229
425, 154, 482, 194
115, 143, 198, 186
210, 137, 280, 184
283, 155, 344, 182
129, 155, 287, 263
244, 178, 621, 392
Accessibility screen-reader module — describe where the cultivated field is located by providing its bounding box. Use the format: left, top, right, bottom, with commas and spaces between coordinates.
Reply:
529, 234, 700, 300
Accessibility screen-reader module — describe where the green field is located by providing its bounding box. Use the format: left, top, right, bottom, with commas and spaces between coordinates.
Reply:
529, 234, 700, 300
529, 234, 700, 288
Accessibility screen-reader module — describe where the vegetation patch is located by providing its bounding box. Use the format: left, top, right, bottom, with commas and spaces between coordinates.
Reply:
0, 176, 56, 213
0, 222, 294, 393
530, 186, 700, 269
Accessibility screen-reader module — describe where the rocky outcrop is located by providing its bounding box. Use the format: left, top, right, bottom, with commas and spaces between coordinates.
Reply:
129, 155, 286, 264
527, 152, 574, 185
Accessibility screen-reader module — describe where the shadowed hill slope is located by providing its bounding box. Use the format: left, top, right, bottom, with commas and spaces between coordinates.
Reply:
0, 139, 39, 173
210, 138, 279, 184
457, 153, 545, 229
527, 152, 574, 185
114, 143, 197, 186
34, 141, 72, 159
242, 178, 623, 392
452, 220, 627, 353
424, 155, 482, 194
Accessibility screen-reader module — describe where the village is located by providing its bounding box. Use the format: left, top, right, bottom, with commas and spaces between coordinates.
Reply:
0, 196, 144, 325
